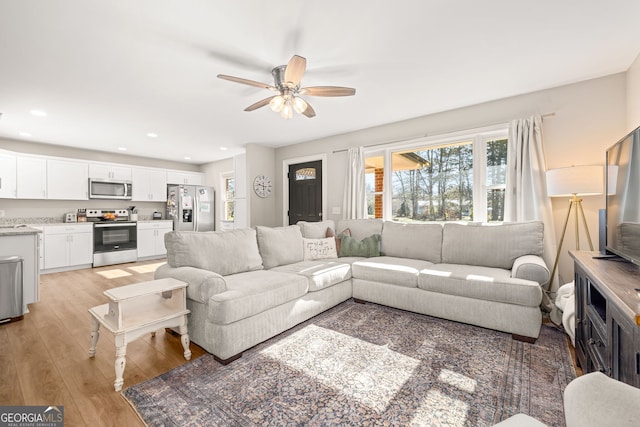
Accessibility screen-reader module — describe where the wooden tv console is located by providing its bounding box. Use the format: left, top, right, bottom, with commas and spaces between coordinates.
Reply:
571, 250, 640, 387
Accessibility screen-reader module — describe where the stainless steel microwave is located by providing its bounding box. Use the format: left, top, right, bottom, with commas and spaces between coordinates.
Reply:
88, 179, 133, 200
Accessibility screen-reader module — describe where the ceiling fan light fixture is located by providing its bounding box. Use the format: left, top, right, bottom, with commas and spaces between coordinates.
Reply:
269, 95, 285, 112
280, 100, 293, 119
292, 96, 308, 114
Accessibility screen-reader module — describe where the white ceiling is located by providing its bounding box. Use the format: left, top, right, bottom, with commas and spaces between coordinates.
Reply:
1, 1, 639, 165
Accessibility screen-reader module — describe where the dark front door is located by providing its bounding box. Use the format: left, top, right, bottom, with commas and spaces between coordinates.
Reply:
288, 160, 322, 225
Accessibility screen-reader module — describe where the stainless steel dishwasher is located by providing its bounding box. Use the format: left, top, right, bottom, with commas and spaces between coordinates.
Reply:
0, 255, 23, 322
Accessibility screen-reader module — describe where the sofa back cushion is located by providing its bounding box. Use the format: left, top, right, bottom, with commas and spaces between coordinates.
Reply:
256, 225, 304, 269
336, 219, 384, 241
441, 221, 544, 269
298, 220, 336, 239
381, 221, 443, 262
165, 228, 263, 275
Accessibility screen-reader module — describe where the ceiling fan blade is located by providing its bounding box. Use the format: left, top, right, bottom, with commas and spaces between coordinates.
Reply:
299, 86, 356, 97
244, 96, 276, 112
302, 102, 316, 118
217, 74, 277, 91
284, 55, 306, 87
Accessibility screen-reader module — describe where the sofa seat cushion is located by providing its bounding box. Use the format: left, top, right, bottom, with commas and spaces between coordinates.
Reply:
352, 256, 434, 288
418, 264, 542, 307
207, 270, 308, 324
271, 260, 353, 292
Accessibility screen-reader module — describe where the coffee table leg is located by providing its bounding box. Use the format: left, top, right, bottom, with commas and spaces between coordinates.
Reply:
179, 322, 191, 361
88, 316, 100, 357
114, 337, 127, 392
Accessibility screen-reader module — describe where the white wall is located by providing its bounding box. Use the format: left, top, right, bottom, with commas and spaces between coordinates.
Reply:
200, 157, 233, 230
246, 143, 277, 227
627, 52, 640, 130
275, 73, 628, 285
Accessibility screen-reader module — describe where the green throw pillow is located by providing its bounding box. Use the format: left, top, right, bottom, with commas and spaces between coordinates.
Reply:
338, 234, 381, 257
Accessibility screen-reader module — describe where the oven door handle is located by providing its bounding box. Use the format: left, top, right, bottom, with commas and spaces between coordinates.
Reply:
95, 222, 137, 228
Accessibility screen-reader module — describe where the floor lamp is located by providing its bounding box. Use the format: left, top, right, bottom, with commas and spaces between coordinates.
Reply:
546, 165, 603, 289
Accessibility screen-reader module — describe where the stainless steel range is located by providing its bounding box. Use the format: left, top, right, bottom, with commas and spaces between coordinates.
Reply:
87, 209, 137, 267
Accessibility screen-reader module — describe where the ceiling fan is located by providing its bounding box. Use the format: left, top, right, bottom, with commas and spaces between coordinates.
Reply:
217, 55, 356, 119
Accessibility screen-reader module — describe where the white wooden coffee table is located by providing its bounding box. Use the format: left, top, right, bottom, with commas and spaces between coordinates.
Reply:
88, 277, 191, 391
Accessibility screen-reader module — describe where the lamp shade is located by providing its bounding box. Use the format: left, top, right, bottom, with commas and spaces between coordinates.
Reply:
546, 165, 603, 197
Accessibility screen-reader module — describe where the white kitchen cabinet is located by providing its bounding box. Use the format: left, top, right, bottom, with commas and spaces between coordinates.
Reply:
132, 167, 168, 202
43, 224, 93, 270
137, 221, 173, 259
31, 226, 44, 270
89, 163, 132, 181
47, 159, 89, 200
0, 152, 17, 198
16, 156, 47, 199
166, 171, 204, 186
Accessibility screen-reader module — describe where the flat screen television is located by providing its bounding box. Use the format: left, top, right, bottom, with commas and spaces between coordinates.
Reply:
606, 124, 640, 265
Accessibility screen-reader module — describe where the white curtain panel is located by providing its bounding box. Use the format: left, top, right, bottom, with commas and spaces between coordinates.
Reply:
504, 116, 559, 294
343, 146, 367, 219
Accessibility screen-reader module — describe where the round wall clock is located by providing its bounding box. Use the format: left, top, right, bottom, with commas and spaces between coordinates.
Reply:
253, 174, 273, 198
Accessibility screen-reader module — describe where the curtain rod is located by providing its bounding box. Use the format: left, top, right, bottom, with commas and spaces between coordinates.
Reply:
332, 112, 556, 154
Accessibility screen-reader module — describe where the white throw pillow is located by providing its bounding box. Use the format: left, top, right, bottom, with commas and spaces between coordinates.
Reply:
303, 237, 338, 260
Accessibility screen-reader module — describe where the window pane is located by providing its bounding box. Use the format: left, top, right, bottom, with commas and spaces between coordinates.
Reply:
295, 167, 316, 180
225, 177, 235, 201
486, 139, 507, 186
365, 156, 384, 219
487, 189, 505, 221
391, 143, 473, 222
225, 201, 234, 221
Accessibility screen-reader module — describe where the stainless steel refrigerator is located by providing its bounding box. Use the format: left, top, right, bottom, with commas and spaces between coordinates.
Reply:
167, 185, 215, 231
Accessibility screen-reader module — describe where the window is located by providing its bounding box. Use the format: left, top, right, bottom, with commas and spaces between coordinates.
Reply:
221, 173, 235, 221
365, 155, 384, 218
366, 129, 508, 223
295, 167, 316, 180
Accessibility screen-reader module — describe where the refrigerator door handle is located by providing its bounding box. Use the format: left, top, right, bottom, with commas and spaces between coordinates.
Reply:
194, 193, 199, 232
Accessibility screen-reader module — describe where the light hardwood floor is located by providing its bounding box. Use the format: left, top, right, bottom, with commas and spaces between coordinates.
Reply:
0, 259, 206, 427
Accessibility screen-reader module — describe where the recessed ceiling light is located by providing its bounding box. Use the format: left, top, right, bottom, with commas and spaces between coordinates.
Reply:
117, 147, 127, 151
147, 133, 158, 138
184, 156, 191, 160
19, 132, 32, 137
220, 147, 228, 151
30, 109, 47, 117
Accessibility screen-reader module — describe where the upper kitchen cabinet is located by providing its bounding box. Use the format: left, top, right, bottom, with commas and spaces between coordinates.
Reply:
0, 152, 17, 198
89, 163, 132, 181
16, 156, 47, 199
132, 167, 167, 202
47, 159, 89, 200
166, 171, 204, 186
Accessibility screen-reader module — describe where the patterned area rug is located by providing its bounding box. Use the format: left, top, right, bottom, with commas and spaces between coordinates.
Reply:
123, 300, 575, 426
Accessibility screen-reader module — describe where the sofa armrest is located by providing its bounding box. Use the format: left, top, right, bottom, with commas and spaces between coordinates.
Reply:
155, 264, 227, 303
511, 255, 550, 286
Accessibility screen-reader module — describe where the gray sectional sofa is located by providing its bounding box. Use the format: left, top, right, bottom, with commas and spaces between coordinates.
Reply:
155, 219, 550, 363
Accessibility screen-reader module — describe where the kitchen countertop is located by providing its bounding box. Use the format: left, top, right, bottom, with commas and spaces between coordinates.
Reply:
0, 220, 172, 233
0, 225, 42, 236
